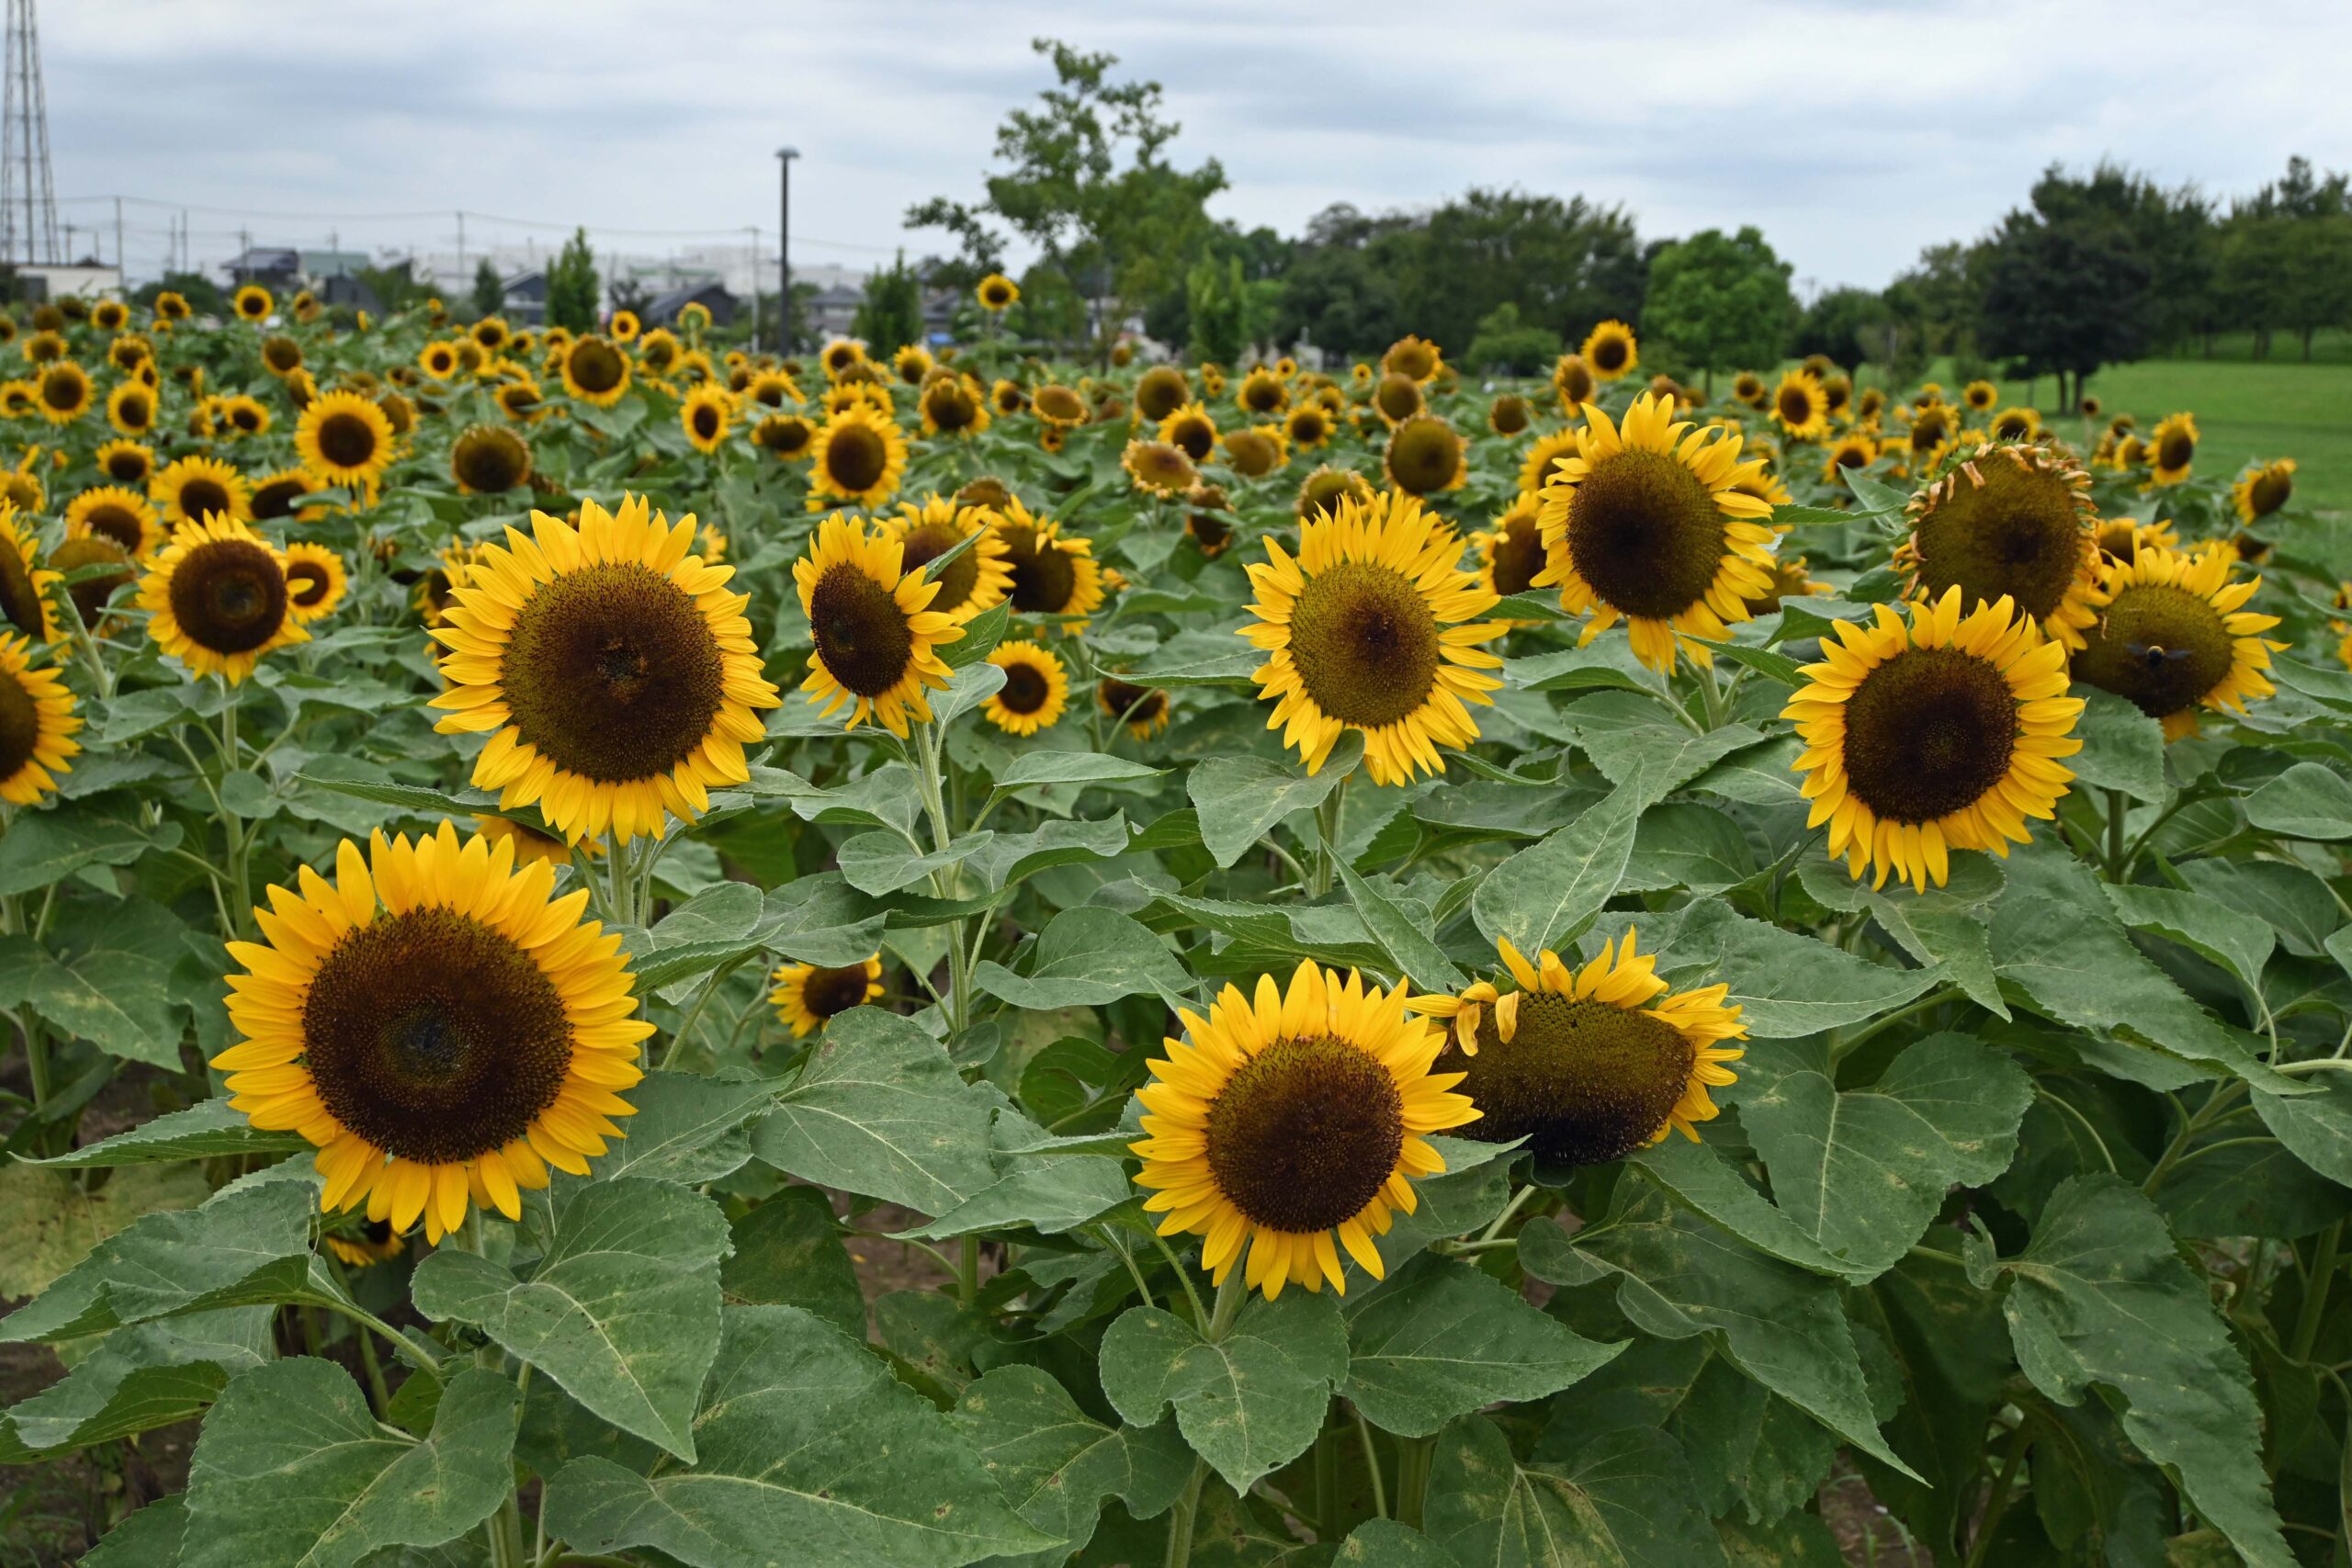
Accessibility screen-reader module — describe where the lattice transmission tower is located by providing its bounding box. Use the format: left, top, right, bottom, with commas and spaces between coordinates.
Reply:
0, 0, 58, 265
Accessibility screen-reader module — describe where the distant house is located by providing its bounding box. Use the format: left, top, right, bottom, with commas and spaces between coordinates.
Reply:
808, 282, 863, 343
920, 288, 958, 345
226, 247, 303, 291
299, 250, 371, 286
13, 262, 123, 302
641, 281, 736, 329
502, 268, 548, 325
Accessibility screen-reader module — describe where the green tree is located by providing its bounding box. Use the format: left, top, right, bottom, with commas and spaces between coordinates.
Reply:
1639, 226, 1795, 394
470, 258, 503, 321
2277, 214, 2352, 360
908, 39, 1226, 365
1462, 302, 1559, 375
545, 228, 599, 333
133, 270, 228, 320
1792, 287, 1889, 373
1976, 167, 2154, 406
1186, 254, 1247, 365
854, 252, 926, 353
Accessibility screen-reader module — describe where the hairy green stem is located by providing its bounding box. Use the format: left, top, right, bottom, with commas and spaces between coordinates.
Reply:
2292, 1222, 2342, 1364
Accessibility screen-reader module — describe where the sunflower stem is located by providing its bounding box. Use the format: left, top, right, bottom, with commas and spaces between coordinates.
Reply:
2102, 788, 2130, 880
1161, 1272, 1250, 1568
1352, 1408, 1388, 1518
2292, 1223, 2342, 1364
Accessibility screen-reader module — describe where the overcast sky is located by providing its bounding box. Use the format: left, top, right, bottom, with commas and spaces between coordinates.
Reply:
40, 0, 2352, 294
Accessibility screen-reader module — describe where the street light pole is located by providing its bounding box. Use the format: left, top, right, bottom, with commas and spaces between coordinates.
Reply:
775, 146, 799, 357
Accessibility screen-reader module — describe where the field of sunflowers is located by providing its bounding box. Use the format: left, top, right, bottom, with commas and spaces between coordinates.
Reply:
0, 277, 2346, 1568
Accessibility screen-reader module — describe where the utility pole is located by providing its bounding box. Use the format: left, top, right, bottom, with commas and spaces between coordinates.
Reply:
746, 226, 760, 347
112, 193, 120, 276
776, 147, 798, 356
455, 210, 465, 286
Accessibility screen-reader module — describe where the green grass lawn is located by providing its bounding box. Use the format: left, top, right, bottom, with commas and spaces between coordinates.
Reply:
1856, 355, 2352, 518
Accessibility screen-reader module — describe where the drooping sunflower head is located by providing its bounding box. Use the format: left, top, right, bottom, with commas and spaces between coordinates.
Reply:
1296, 463, 1375, 524
560, 334, 632, 408
1476, 493, 1548, 601
65, 485, 163, 559
806, 404, 910, 512
150, 454, 253, 529
1990, 406, 2041, 443
296, 389, 396, 496
919, 375, 989, 439
754, 412, 817, 460
96, 438, 153, 488
1552, 353, 1596, 412
990, 378, 1028, 416
138, 514, 308, 683
1183, 484, 1234, 558
1771, 370, 1829, 441
1895, 441, 2100, 649
1580, 320, 1637, 381
1158, 401, 1218, 462
976, 273, 1019, 312
449, 423, 533, 495
771, 955, 885, 1039
1381, 335, 1442, 385
261, 333, 304, 377
1532, 392, 1778, 671
1123, 438, 1198, 499
2233, 458, 2296, 525
1488, 393, 1532, 437
679, 386, 733, 454
0, 631, 79, 805
1409, 930, 1744, 1168
1242, 487, 1504, 785
1384, 415, 1466, 496
2073, 546, 2281, 741
1134, 365, 1191, 424
1097, 673, 1170, 739
429, 497, 782, 843
1784, 587, 2084, 893
983, 637, 1070, 736
233, 285, 273, 321
1371, 371, 1423, 428
793, 510, 964, 736
1032, 381, 1088, 428
1222, 426, 1286, 479
213, 822, 648, 1243
1134, 960, 1477, 1298
280, 540, 348, 625
995, 500, 1104, 634
882, 492, 1012, 625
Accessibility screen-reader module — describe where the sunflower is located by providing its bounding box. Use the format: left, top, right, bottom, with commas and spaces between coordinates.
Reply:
1123, 438, 1197, 499
1032, 382, 1088, 429
2142, 411, 2200, 485
1408, 929, 1744, 1166
430, 496, 780, 843
918, 375, 989, 438
138, 515, 308, 682
888, 344, 932, 386
1237, 367, 1290, 419
51, 536, 133, 628
634, 330, 682, 379
1962, 378, 1997, 412
1894, 441, 2100, 650
679, 386, 732, 455
1371, 371, 1424, 429
1486, 393, 1532, 437
806, 404, 910, 513
1178, 485, 1232, 559
260, 333, 304, 378
2093, 516, 2178, 567
99, 379, 153, 436
976, 273, 1020, 312
325, 1221, 406, 1269
221, 395, 270, 437
213, 821, 647, 1244
1546, 356, 1593, 415
823, 380, 893, 420
1242, 488, 1503, 785
771, 955, 885, 1038
1381, 335, 1442, 385
1783, 588, 2083, 893
232, 285, 273, 322
418, 341, 461, 381
21, 329, 62, 363
96, 439, 153, 488
153, 290, 191, 323
996, 500, 1104, 634
603, 309, 640, 345
1821, 432, 1878, 481
1476, 493, 1547, 600
754, 412, 818, 460
746, 368, 804, 409
794, 510, 964, 736
2233, 458, 2295, 525
1131, 960, 1477, 1299
990, 378, 1028, 416
1507, 426, 1577, 499
1729, 371, 1767, 409
1222, 427, 1286, 479
1770, 370, 1829, 441
1990, 406, 2041, 443
64, 485, 163, 559
1384, 415, 1466, 496
148, 455, 252, 533
289, 390, 393, 500
247, 468, 314, 524
0, 630, 74, 804
2073, 546, 2281, 741
1131, 365, 1189, 425
1158, 401, 1218, 463
31, 359, 91, 424
970, 637, 1069, 738
447, 423, 532, 495
90, 299, 129, 333
882, 493, 1012, 625
279, 541, 348, 626
1532, 392, 1777, 671
1579, 321, 1637, 382
820, 338, 866, 380
1296, 465, 1374, 524
559, 334, 632, 408
1097, 674, 1170, 739
471, 813, 593, 870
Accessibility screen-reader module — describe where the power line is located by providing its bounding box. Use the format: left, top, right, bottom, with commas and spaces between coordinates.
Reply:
56, 193, 900, 253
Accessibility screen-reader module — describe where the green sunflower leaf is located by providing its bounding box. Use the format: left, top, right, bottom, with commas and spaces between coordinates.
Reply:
948, 1364, 1193, 1562
1099, 1291, 1350, 1493
1424, 1416, 1729, 1568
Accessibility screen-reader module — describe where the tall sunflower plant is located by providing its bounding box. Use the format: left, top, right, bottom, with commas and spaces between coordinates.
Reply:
0, 304, 2347, 1568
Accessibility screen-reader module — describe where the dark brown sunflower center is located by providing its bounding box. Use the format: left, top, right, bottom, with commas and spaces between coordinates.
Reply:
1491, 515, 1545, 598
287, 560, 333, 607
1591, 336, 1629, 373
1100, 678, 1164, 727
1558, 364, 1594, 404
1004, 528, 1079, 615
231, 405, 262, 432
761, 419, 811, 455
79, 503, 145, 554
1995, 413, 2032, 440
168, 538, 288, 654
822, 424, 888, 493
1374, 375, 1420, 422
1778, 386, 1814, 424
500, 561, 727, 782
265, 338, 300, 371
898, 521, 980, 615
1909, 463, 2085, 622
1226, 433, 1280, 477
175, 476, 232, 522
1188, 509, 1232, 551
1205, 1034, 1404, 1233
40, 369, 84, 411
1909, 410, 1950, 453
570, 340, 625, 394
1388, 419, 1461, 495
1164, 417, 1212, 462
2158, 432, 2194, 470
455, 431, 528, 492
104, 451, 148, 484
0, 662, 39, 777
1491, 397, 1529, 434
2249, 469, 2292, 516
1444, 992, 1692, 1167
997, 660, 1050, 715
1242, 379, 1283, 414
2073, 582, 2236, 720
1287, 560, 1441, 728
691, 403, 722, 439
1840, 646, 2018, 822
116, 391, 151, 426
927, 387, 977, 432
250, 478, 305, 520
1834, 441, 1870, 470
316, 412, 379, 470
800, 964, 873, 1020
809, 560, 916, 698
1565, 446, 1729, 620
302, 908, 574, 1165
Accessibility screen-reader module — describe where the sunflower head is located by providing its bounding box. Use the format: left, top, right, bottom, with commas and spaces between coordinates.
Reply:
1158, 401, 1218, 462
296, 390, 397, 496
1032, 382, 1088, 428
2074, 546, 2281, 741
281, 540, 349, 624
793, 511, 967, 736
33, 359, 91, 423
560, 334, 632, 407
1962, 379, 1997, 412
1222, 427, 1285, 479
1097, 674, 1170, 739
1385, 415, 1466, 495
1896, 441, 2099, 649
2233, 458, 2296, 525
919, 376, 989, 438
0, 632, 79, 805
138, 514, 309, 682
771, 956, 885, 1038
807, 404, 910, 512
1784, 588, 2084, 892
95, 439, 152, 489
976, 273, 1019, 312
1488, 393, 1532, 436
1285, 402, 1335, 450
1135, 365, 1190, 423
754, 412, 817, 459
983, 638, 1070, 736
1477, 494, 1547, 600
1372, 371, 1423, 428
444, 423, 529, 495
1122, 438, 1198, 499
213, 822, 648, 1243
995, 501, 1104, 634
1296, 464, 1374, 524
1133, 960, 1478, 1298
1771, 370, 1829, 441
882, 493, 1012, 624
1990, 406, 2041, 443
679, 387, 733, 454
1381, 335, 1442, 385
1731, 371, 1766, 408
51, 536, 134, 629
233, 285, 273, 321
1580, 321, 1637, 381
